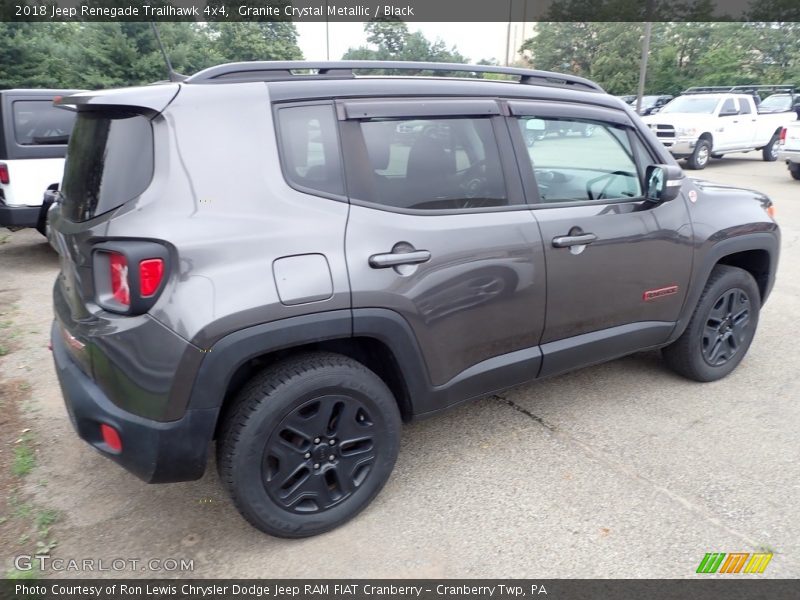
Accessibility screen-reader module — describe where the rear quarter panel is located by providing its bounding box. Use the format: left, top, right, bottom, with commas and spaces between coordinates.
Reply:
102, 83, 352, 348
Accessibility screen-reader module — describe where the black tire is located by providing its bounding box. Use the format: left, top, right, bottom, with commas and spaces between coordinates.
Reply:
686, 139, 711, 170
662, 265, 760, 382
762, 134, 780, 162
217, 352, 401, 538
789, 163, 800, 181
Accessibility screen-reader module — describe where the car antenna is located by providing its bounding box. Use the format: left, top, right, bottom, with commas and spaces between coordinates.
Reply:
150, 22, 187, 83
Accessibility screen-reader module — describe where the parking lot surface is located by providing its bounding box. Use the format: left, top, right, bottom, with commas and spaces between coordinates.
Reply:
1, 154, 798, 578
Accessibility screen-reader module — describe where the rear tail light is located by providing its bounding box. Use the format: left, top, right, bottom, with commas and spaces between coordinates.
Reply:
109, 252, 130, 306
780, 128, 787, 143
0, 163, 9, 185
93, 243, 169, 314
139, 258, 164, 297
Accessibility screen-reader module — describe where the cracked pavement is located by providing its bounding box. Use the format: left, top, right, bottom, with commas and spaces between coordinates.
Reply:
0, 153, 798, 578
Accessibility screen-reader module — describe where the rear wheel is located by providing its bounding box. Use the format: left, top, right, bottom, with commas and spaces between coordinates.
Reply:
662, 265, 760, 382
761, 133, 780, 162
762, 134, 780, 162
217, 352, 401, 538
789, 163, 800, 181
686, 139, 711, 170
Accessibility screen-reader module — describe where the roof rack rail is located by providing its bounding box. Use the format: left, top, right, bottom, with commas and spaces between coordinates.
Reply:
184, 60, 605, 92
683, 84, 795, 95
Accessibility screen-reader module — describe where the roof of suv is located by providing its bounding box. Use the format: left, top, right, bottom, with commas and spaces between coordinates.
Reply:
182, 60, 624, 112
61, 61, 633, 116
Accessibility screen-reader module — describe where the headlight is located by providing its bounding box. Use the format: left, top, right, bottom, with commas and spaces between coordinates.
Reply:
675, 127, 698, 137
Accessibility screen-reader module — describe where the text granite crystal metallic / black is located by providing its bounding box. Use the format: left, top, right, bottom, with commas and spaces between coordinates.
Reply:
48, 60, 780, 538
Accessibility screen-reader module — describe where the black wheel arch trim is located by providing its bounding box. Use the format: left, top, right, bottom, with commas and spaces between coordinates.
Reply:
186, 310, 354, 413
183, 308, 543, 423
667, 232, 779, 345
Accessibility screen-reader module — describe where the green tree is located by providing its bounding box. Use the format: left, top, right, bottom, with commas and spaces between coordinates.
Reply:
342, 21, 468, 71
520, 23, 643, 94
207, 22, 302, 62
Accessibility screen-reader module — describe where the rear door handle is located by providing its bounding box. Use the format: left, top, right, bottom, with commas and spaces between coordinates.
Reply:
552, 233, 597, 248
369, 249, 431, 268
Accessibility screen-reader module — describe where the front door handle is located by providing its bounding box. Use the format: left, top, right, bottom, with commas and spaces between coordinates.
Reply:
552, 233, 597, 248
369, 249, 431, 268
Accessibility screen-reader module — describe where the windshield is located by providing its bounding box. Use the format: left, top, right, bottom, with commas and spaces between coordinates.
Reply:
660, 96, 720, 114
759, 94, 793, 112
640, 96, 659, 108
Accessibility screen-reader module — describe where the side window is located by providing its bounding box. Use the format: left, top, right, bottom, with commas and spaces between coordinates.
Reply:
739, 100, 752, 115
721, 98, 738, 115
276, 104, 344, 197
516, 117, 643, 203
352, 117, 507, 211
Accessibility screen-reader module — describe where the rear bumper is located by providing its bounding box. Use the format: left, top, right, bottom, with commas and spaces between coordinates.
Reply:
777, 148, 800, 165
0, 201, 39, 227
51, 320, 218, 483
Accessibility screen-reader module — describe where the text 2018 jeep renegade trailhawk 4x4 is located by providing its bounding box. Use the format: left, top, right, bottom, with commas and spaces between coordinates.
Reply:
50, 62, 780, 538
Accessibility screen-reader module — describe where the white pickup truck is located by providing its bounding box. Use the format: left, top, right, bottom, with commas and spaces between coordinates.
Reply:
777, 122, 800, 180
0, 89, 78, 234
642, 93, 797, 169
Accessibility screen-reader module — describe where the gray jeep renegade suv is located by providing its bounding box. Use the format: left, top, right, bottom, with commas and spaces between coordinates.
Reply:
50, 61, 780, 538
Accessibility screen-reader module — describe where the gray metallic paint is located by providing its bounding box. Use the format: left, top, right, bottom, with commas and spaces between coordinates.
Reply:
50, 73, 780, 435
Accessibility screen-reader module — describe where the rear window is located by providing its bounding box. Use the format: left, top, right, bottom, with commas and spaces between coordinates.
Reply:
12, 100, 76, 146
61, 112, 153, 222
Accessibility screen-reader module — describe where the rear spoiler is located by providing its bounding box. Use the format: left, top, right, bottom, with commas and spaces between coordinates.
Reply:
54, 84, 180, 117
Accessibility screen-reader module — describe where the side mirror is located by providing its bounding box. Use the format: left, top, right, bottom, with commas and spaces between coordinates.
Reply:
645, 164, 683, 203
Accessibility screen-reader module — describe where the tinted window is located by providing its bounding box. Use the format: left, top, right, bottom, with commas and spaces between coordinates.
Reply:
12, 100, 76, 145
354, 117, 507, 211
517, 117, 642, 203
739, 100, 752, 114
61, 113, 153, 222
276, 104, 344, 197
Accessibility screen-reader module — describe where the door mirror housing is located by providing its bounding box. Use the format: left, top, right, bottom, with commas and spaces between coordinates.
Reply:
645, 164, 683, 203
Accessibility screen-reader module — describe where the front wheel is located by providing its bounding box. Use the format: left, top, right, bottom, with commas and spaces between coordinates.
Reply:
686, 139, 711, 170
662, 265, 760, 382
762, 134, 780, 162
217, 352, 401, 538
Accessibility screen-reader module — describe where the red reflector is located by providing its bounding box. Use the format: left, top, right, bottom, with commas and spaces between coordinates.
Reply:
100, 424, 122, 452
139, 258, 164, 297
109, 252, 130, 306
0, 163, 9, 185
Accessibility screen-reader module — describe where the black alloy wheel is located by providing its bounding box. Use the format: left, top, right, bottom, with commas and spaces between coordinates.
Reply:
217, 352, 401, 538
264, 394, 383, 514
701, 287, 752, 367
